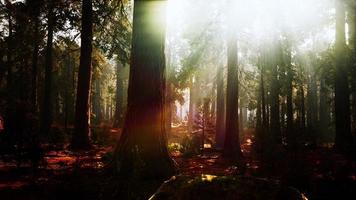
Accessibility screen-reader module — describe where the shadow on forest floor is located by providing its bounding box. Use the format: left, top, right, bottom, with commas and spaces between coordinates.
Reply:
0, 125, 355, 199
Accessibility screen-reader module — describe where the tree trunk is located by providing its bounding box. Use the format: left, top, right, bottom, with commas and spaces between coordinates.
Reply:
210, 78, 216, 122
64, 53, 72, 130
349, 3, 356, 141
93, 78, 102, 124
113, 0, 176, 179
6, 9, 12, 99
31, 5, 40, 112
307, 72, 318, 146
300, 84, 306, 135
72, 0, 93, 149
113, 62, 124, 128
261, 59, 268, 129
270, 45, 281, 145
215, 66, 225, 149
41, 1, 55, 136
334, 0, 353, 153
286, 48, 295, 149
165, 78, 173, 136
256, 82, 262, 152
188, 77, 196, 133
319, 78, 331, 141
223, 26, 243, 159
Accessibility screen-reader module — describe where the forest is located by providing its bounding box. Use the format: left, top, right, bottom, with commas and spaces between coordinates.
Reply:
0, 0, 355, 199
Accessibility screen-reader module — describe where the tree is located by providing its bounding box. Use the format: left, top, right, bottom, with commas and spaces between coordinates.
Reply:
334, 0, 353, 153
41, 0, 55, 136
215, 65, 225, 149
113, 62, 125, 128
223, 1, 243, 160
269, 40, 282, 146
113, 0, 176, 178
71, 0, 93, 149
28, 0, 42, 112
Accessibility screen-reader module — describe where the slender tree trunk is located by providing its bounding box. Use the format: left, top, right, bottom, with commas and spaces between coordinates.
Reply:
165, 48, 173, 135
113, 62, 124, 128
239, 104, 244, 138
216, 66, 225, 149
334, 0, 353, 153
93, 78, 102, 124
301, 84, 306, 135
31, 7, 40, 112
113, 0, 176, 178
308, 72, 318, 146
6, 10, 12, 98
72, 0, 93, 149
256, 83, 262, 152
64, 53, 72, 130
319, 78, 330, 141
261, 61, 267, 129
5, 8, 14, 140
188, 77, 196, 132
270, 45, 281, 145
165, 79, 173, 135
286, 48, 295, 149
211, 80, 216, 122
41, 1, 55, 136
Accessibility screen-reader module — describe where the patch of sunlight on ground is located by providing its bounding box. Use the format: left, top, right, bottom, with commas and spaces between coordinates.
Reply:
201, 174, 217, 182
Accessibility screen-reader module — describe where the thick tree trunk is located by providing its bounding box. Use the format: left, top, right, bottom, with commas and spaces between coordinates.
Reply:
223, 29, 243, 159
72, 0, 93, 149
334, 0, 353, 153
349, 4, 356, 141
215, 66, 225, 149
41, 1, 55, 136
113, 0, 176, 179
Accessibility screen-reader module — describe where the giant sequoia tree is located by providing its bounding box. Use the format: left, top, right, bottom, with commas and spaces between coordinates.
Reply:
113, 0, 176, 178
71, 0, 93, 149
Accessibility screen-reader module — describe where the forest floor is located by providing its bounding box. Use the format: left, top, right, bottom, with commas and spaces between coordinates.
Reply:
0, 125, 355, 199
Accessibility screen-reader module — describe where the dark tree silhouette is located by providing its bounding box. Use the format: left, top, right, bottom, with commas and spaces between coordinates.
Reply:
215, 65, 225, 149
71, 0, 93, 149
334, 0, 353, 153
41, 0, 55, 136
